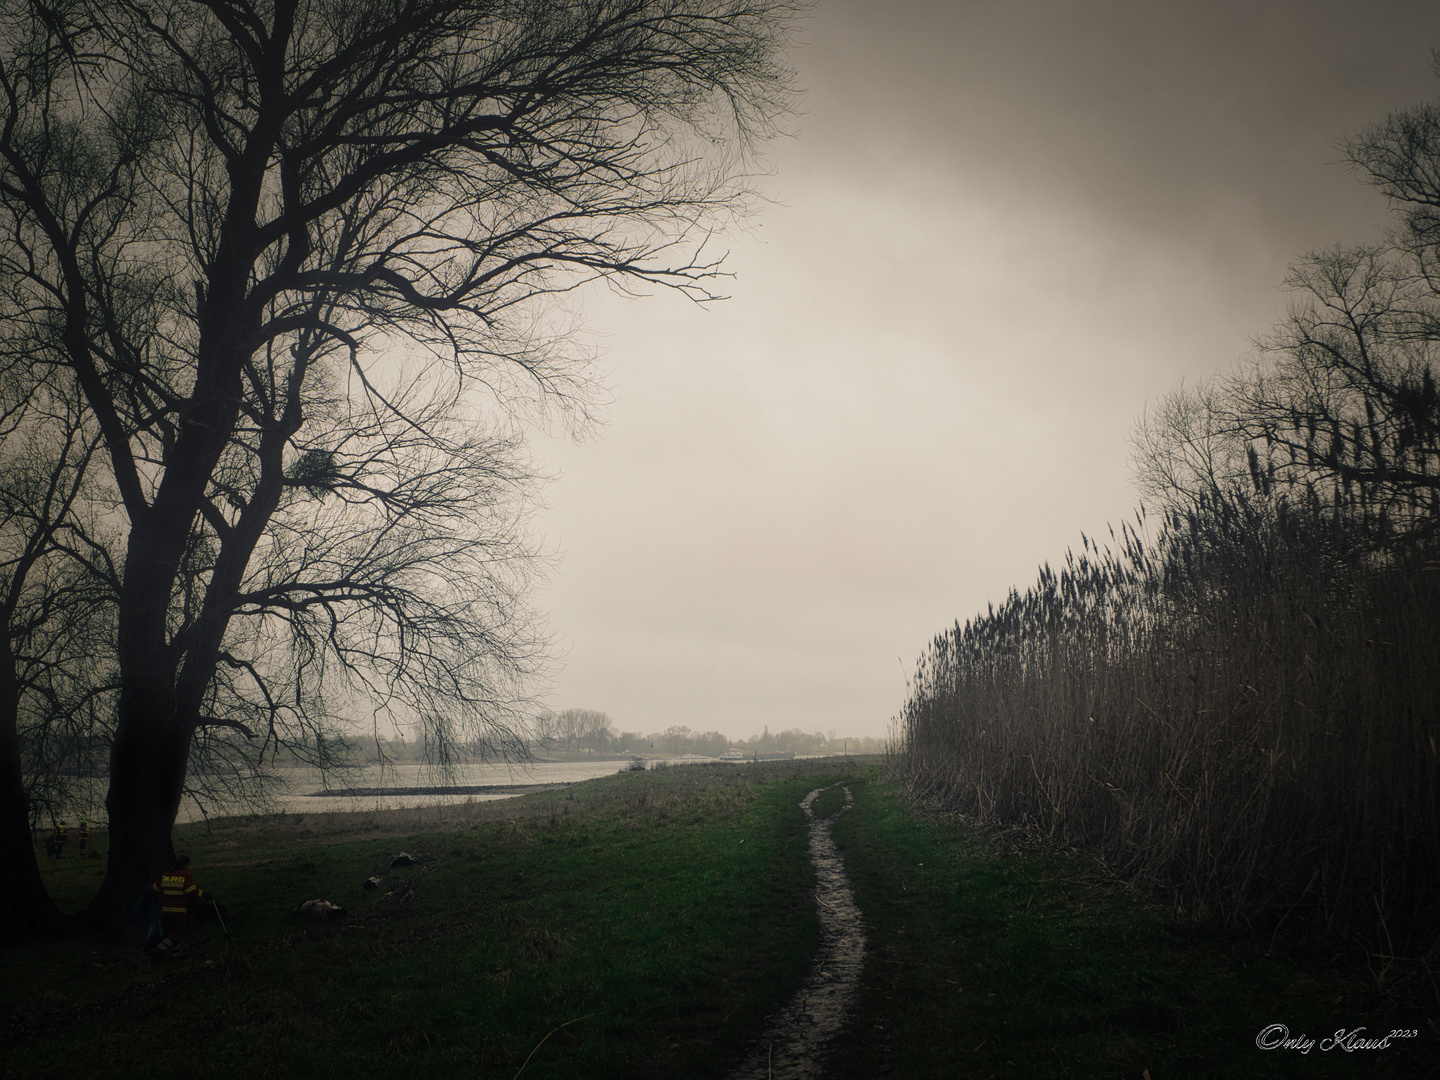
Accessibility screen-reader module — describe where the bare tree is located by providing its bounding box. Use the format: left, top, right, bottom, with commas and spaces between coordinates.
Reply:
529, 709, 561, 751
1128, 376, 1250, 516
556, 707, 611, 752
0, 279, 137, 937
1223, 247, 1440, 546
1210, 85, 1440, 535
0, 0, 801, 928
1133, 253, 1438, 544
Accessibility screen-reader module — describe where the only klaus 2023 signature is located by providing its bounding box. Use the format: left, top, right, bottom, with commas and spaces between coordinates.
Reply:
1256, 1025, 1418, 1054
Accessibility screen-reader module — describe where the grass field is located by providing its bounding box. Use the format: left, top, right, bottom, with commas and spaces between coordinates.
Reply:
830, 779, 1438, 1079
4, 759, 1435, 1078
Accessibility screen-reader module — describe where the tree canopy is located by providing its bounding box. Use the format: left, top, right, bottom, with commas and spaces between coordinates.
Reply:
0, 0, 802, 934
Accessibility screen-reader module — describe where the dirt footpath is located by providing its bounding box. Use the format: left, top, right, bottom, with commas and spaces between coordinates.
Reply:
731, 783, 867, 1079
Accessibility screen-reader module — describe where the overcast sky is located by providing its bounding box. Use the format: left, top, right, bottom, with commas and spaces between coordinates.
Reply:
529, 1, 1440, 741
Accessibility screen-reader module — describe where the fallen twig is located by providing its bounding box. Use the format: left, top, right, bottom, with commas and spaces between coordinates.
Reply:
513, 1014, 591, 1079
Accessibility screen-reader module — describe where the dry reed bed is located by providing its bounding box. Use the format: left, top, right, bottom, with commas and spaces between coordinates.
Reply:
897, 495, 1439, 974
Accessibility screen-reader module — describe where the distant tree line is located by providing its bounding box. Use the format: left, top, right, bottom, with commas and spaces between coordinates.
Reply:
525, 712, 884, 757
897, 81, 1440, 973
269, 718, 886, 762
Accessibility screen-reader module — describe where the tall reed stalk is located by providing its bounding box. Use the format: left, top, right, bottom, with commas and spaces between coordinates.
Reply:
898, 492, 1439, 967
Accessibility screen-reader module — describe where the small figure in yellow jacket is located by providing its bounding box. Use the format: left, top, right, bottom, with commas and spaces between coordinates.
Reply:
148, 855, 211, 958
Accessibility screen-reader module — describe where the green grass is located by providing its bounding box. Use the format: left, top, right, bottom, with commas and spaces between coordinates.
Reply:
7, 761, 1435, 1079
830, 779, 1440, 1079
808, 782, 848, 820
4, 761, 843, 1079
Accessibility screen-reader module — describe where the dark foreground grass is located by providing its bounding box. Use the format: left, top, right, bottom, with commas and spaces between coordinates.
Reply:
7, 762, 1436, 1078
830, 779, 1440, 1079
3, 761, 844, 1080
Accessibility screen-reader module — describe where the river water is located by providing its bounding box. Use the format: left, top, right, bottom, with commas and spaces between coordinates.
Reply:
49, 758, 689, 826
175, 759, 665, 822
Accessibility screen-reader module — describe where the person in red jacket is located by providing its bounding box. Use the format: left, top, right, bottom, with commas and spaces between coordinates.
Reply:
76, 819, 90, 856
148, 855, 211, 958
51, 821, 69, 858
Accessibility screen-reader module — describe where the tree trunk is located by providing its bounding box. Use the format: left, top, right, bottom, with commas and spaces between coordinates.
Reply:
89, 687, 190, 928
0, 681, 59, 941
87, 361, 241, 923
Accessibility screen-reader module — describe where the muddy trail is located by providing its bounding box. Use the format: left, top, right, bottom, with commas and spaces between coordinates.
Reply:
730, 783, 867, 1080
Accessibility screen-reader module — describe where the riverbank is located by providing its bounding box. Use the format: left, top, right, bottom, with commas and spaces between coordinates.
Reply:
5, 760, 1435, 1078
304, 781, 578, 798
